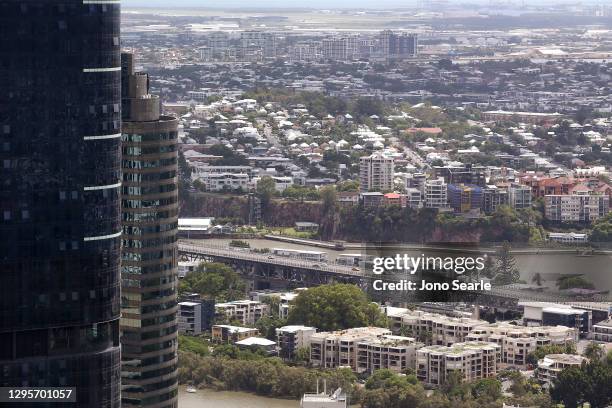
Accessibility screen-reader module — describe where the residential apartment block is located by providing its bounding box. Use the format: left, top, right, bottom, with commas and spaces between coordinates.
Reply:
211, 325, 259, 343
508, 184, 533, 209
591, 319, 612, 343
416, 341, 501, 386
388, 310, 487, 346
536, 354, 588, 388
356, 335, 422, 375
447, 184, 483, 213
466, 323, 577, 368
190, 164, 252, 192
215, 300, 269, 326
276, 325, 317, 360
310, 327, 392, 370
178, 301, 206, 335
424, 177, 449, 209
545, 191, 609, 223
482, 185, 509, 214
359, 152, 394, 192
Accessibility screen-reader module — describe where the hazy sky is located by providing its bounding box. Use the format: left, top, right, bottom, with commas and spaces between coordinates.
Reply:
122, 0, 578, 8
122, 0, 416, 7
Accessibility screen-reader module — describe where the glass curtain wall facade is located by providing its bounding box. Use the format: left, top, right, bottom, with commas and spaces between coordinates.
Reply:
120, 53, 179, 408
0, 1, 122, 407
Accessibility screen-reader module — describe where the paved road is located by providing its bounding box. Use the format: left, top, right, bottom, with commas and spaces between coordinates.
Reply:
179, 241, 363, 277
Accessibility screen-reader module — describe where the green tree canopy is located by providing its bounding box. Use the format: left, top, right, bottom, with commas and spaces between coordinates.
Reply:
492, 241, 520, 285
256, 176, 277, 210
590, 212, 612, 243
287, 284, 387, 331
551, 360, 612, 408
179, 262, 246, 301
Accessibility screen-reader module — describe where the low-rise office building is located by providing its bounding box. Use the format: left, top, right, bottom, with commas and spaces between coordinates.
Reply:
521, 302, 591, 335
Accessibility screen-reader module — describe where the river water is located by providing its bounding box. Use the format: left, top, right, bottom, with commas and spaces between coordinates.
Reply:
178, 387, 297, 408
201, 238, 611, 291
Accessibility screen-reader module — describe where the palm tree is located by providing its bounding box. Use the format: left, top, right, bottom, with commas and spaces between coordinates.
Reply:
532, 273, 542, 286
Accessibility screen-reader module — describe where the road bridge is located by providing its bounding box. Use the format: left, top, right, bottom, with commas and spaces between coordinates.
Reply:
179, 241, 610, 318
178, 242, 366, 290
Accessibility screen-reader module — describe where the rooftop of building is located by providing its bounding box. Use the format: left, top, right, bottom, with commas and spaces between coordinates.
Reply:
310, 327, 391, 341
419, 341, 499, 355
235, 337, 276, 347
277, 325, 317, 333
539, 353, 587, 367
216, 300, 264, 307
213, 324, 258, 333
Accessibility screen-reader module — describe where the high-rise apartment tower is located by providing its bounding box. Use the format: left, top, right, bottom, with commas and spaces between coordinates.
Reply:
0, 1, 122, 406
120, 52, 179, 408
359, 152, 395, 193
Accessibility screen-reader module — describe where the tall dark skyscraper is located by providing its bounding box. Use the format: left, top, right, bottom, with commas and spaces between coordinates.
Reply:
0, 1, 122, 407
120, 53, 179, 408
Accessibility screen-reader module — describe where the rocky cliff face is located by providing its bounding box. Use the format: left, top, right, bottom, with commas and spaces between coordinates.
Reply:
180, 193, 509, 243
428, 226, 482, 244
180, 193, 249, 222
180, 193, 323, 227
262, 200, 322, 226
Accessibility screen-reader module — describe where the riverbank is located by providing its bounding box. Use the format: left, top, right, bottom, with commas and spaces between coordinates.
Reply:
179, 387, 298, 408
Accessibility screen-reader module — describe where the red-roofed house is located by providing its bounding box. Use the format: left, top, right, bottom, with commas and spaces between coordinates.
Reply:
383, 193, 407, 207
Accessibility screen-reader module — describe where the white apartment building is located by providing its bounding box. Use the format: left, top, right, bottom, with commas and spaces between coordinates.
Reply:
191, 164, 252, 192
215, 300, 269, 326
424, 177, 449, 209
278, 292, 299, 319
211, 324, 259, 343
276, 325, 317, 360
545, 191, 610, 223
310, 327, 392, 370
203, 173, 250, 191
388, 309, 487, 346
359, 152, 394, 193
416, 341, 501, 386
536, 354, 587, 388
178, 301, 204, 335
508, 184, 532, 209
251, 289, 306, 319
191, 164, 252, 180
356, 335, 421, 375
290, 41, 321, 62
240, 31, 277, 58
322, 37, 349, 61
548, 232, 589, 244
591, 319, 612, 342
406, 187, 423, 208
466, 323, 577, 368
